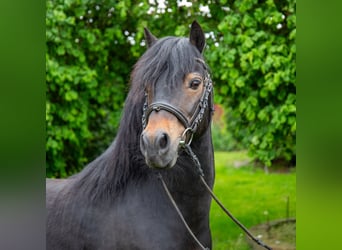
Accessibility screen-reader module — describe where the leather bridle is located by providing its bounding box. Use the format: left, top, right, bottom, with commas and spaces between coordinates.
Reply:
142, 59, 213, 146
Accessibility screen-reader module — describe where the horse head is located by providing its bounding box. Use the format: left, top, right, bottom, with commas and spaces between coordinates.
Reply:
138, 21, 213, 169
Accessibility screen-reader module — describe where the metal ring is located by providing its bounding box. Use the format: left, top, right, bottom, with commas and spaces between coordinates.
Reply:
179, 128, 194, 147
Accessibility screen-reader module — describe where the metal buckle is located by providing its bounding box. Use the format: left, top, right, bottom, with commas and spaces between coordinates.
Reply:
179, 128, 194, 147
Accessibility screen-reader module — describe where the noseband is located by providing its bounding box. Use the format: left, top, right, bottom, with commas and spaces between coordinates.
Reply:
142, 60, 213, 146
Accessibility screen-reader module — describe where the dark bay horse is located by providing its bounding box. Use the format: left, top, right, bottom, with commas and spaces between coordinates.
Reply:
46, 21, 215, 250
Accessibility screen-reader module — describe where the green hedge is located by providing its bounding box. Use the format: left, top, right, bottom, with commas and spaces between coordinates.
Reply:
46, 0, 132, 176
208, 0, 296, 166
46, 0, 296, 177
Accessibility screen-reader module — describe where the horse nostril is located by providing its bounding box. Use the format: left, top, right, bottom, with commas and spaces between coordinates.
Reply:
157, 133, 169, 150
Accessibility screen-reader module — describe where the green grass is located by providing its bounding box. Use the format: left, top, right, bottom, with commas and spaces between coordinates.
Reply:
210, 151, 296, 250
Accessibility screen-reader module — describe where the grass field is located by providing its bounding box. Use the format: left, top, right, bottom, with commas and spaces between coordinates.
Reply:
210, 151, 296, 250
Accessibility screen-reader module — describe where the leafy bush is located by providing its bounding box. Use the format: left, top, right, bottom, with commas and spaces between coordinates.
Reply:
207, 0, 296, 166
46, 0, 135, 177
46, 0, 296, 177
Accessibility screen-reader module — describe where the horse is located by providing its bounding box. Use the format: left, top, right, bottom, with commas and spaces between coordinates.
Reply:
46, 21, 215, 250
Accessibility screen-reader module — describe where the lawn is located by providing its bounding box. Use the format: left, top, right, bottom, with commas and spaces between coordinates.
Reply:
210, 151, 296, 250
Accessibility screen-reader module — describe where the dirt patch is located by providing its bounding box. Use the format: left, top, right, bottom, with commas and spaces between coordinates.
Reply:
246, 218, 296, 250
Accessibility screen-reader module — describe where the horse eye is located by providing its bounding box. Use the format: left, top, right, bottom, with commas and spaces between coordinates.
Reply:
189, 79, 202, 90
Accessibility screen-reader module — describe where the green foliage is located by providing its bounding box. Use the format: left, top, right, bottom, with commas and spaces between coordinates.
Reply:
46, 0, 133, 177
211, 105, 243, 151
46, 0, 296, 177
208, 0, 296, 166
212, 123, 237, 151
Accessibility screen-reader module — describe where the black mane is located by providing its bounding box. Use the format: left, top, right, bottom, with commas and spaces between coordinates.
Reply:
70, 36, 205, 201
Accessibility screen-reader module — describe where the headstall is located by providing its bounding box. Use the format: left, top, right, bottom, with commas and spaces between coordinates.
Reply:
142, 59, 213, 147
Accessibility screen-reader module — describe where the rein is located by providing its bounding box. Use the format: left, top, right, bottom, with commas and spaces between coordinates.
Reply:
141, 60, 272, 250
158, 143, 273, 250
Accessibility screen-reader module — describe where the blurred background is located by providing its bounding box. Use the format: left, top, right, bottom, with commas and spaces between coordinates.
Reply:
46, 0, 296, 249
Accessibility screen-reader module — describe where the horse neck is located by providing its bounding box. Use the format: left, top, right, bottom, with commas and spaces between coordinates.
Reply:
157, 126, 214, 231
188, 126, 214, 185
165, 125, 214, 195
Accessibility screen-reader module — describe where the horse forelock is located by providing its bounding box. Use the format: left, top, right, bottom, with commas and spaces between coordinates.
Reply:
132, 36, 204, 92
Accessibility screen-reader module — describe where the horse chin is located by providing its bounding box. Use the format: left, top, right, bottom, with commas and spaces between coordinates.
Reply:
144, 151, 178, 169
144, 147, 178, 169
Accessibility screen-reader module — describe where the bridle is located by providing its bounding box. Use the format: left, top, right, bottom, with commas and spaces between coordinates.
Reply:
141, 59, 272, 250
142, 58, 213, 146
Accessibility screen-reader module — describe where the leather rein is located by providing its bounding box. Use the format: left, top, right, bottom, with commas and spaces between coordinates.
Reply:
141, 61, 272, 250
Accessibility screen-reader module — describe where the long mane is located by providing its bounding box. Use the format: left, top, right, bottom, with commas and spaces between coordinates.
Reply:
69, 36, 204, 201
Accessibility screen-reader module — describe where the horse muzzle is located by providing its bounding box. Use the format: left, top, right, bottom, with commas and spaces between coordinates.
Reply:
140, 110, 184, 169
140, 130, 179, 169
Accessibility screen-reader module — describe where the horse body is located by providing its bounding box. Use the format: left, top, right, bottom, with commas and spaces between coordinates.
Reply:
47, 21, 214, 250
46, 132, 213, 249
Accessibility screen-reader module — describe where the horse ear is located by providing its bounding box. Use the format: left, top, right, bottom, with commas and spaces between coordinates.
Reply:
189, 21, 205, 53
144, 27, 157, 48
